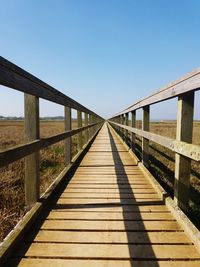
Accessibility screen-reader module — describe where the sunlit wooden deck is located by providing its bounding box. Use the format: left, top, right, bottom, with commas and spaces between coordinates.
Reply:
5, 123, 200, 266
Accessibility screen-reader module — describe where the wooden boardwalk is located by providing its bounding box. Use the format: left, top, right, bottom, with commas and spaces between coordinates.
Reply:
5, 123, 200, 266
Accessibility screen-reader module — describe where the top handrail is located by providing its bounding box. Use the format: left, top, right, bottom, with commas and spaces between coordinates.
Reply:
112, 67, 200, 117
0, 56, 103, 119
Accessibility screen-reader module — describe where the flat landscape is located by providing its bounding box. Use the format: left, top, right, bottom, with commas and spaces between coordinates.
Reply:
0, 120, 200, 242
0, 120, 78, 242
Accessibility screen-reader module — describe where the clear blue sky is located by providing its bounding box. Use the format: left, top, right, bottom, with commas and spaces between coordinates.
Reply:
1, 0, 200, 119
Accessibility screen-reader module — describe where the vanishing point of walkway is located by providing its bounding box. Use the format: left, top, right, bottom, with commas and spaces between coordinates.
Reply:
5, 123, 200, 266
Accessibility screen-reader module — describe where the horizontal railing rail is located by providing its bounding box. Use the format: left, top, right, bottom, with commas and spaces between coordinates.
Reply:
0, 56, 102, 117
109, 68, 200, 215
113, 67, 200, 116
109, 121, 200, 162
0, 56, 104, 210
0, 122, 99, 168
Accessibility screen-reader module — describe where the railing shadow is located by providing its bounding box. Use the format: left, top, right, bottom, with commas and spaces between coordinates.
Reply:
107, 124, 160, 265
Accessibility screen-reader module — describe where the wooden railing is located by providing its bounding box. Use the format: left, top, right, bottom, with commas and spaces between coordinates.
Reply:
0, 56, 104, 210
109, 68, 200, 213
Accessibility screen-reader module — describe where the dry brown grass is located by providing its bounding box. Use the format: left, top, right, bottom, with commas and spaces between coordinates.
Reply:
0, 120, 78, 242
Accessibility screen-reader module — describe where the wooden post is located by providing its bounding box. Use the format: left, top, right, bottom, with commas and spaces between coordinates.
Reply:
84, 112, 89, 144
77, 110, 82, 151
131, 110, 136, 151
24, 94, 40, 210
64, 107, 71, 165
89, 114, 92, 139
120, 115, 123, 138
118, 116, 121, 134
94, 116, 97, 133
142, 105, 150, 168
92, 115, 95, 136
174, 92, 194, 212
125, 113, 129, 145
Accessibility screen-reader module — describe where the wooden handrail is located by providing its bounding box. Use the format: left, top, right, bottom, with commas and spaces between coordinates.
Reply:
109, 121, 200, 162
0, 57, 104, 209
109, 69, 200, 215
113, 67, 200, 116
0, 56, 103, 119
0, 122, 100, 168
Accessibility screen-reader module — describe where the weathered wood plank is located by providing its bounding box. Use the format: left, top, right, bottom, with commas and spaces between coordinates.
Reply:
14, 243, 199, 259
28, 230, 187, 243
46, 211, 172, 220
40, 219, 180, 231
6, 259, 200, 267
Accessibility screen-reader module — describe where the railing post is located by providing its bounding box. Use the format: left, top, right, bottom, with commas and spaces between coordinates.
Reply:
121, 114, 125, 140
93, 116, 96, 133
24, 94, 40, 210
89, 114, 92, 138
77, 110, 83, 151
84, 112, 89, 144
64, 106, 71, 165
131, 110, 136, 151
174, 92, 194, 212
142, 105, 150, 168
120, 115, 123, 138
92, 115, 95, 136
125, 113, 129, 145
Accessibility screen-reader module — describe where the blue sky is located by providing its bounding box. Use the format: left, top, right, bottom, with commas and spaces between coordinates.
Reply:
0, 0, 200, 119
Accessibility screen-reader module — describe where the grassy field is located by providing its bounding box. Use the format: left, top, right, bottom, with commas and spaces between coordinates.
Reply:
0, 120, 200, 242
0, 120, 79, 242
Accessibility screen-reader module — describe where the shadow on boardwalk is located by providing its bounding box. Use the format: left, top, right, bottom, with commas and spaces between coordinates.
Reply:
107, 124, 159, 266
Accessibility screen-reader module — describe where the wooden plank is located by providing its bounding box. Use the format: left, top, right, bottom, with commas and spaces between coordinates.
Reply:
174, 92, 194, 212
40, 219, 180, 231
29, 230, 187, 243
66, 184, 156, 189
59, 193, 159, 199
64, 106, 71, 165
64, 188, 156, 193
56, 198, 161, 205
53, 205, 169, 212
6, 259, 200, 267
13, 243, 200, 259
24, 94, 40, 209
46, 211, 173, 220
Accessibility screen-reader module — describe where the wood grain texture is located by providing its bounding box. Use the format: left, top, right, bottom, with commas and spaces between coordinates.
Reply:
24, 94, 40, 209
4, 123, 200, 266
0, 56, 103, 119
109, 121, 200, 161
